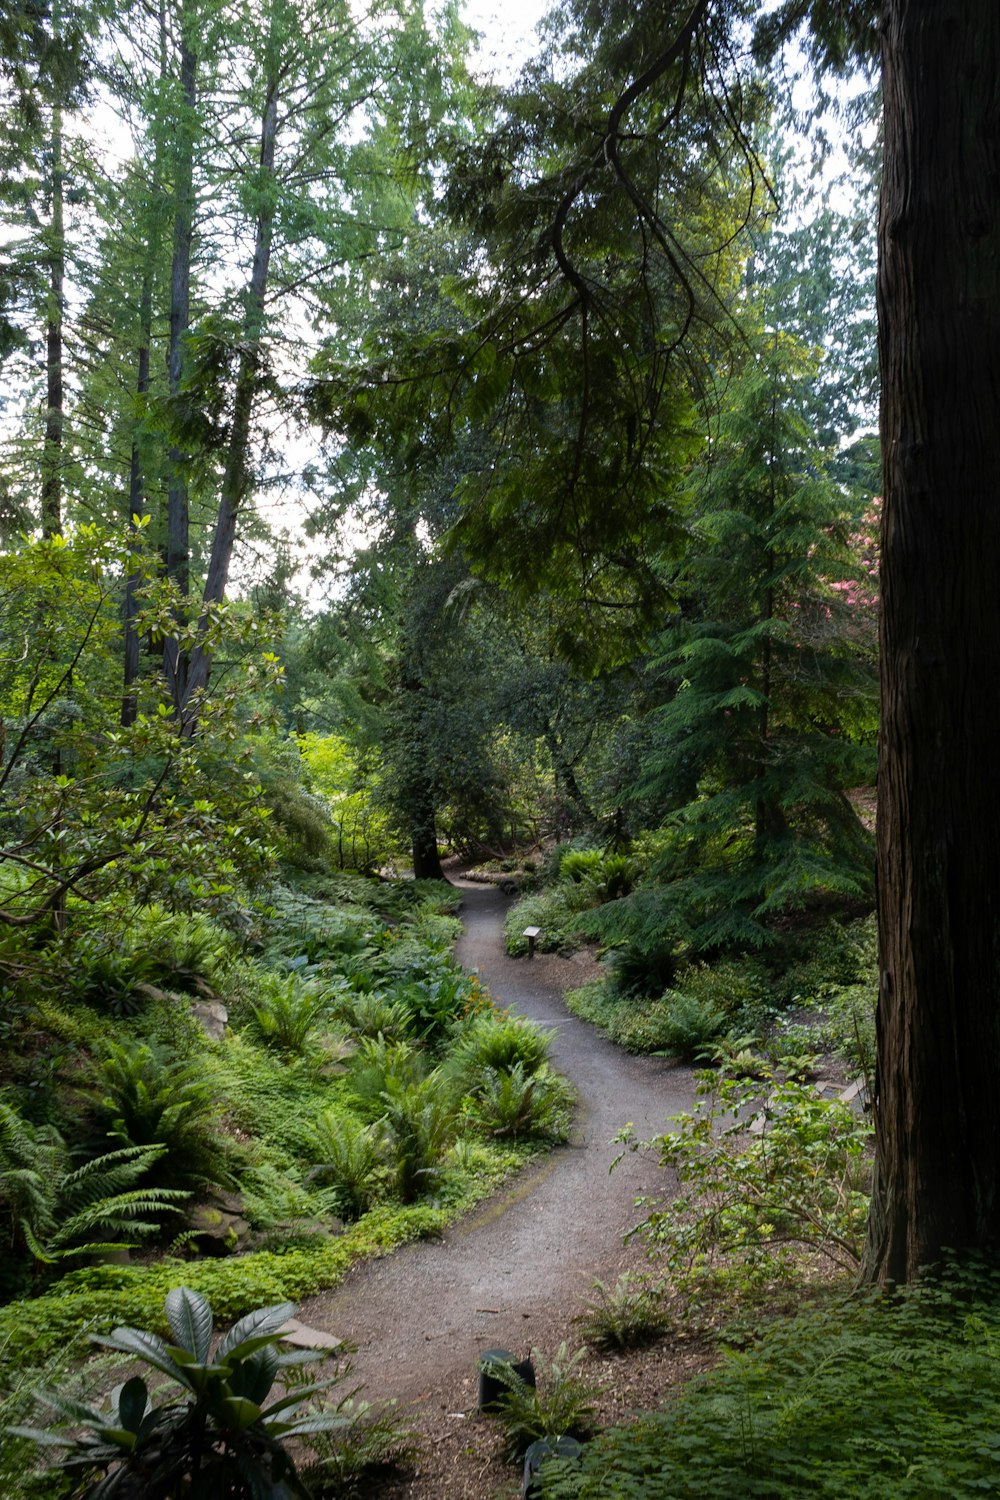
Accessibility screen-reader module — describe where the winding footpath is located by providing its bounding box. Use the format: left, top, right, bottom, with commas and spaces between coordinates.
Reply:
296, 875, 695, 1411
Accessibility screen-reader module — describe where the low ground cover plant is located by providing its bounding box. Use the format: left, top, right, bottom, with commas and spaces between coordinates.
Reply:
484, 1344, 601, 1463
537, 1259, 1000, 1499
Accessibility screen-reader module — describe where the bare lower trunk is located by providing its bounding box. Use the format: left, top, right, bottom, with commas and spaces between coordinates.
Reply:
861, 0, 1000, 1285
412, 812, 445, 881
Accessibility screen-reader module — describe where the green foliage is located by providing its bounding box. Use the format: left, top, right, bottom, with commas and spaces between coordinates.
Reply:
346, 1036, 428, 1120
302, 1395, 419, 1497
575, 1275, 669, 1353
304, 1112, 387, 1221
0, 1099, 186, 1288
130, 907, 236, 996
559, 849, 633, 900
388, 969, 470, 1046
564, 978, 710, 1057
0, 1329, 89, 1499
538, 1260, 1000, 1500
11, 1287, 345, 1498
465, 1062, 573, 1142
0, 530, 279, 936
297, 732, 403, 874
234, 1166, 341, 1250
379, 1071, 459, 1204
445, 1013, 554, 1087
653, 990, 728, 1061
622, 1067, 872, 1310
329, 990, 413, 1044
574, 887, 687, 996
489, 1345, 600, 1462
91, 1041, 232, 1195
245, 972, 335, 1056
504, 886, 593, 957
819, 981, 876, 1082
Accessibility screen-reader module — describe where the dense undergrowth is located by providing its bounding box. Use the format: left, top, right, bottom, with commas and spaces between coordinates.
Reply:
539, 1258, 1000, 1498
0, 864, 572, 1496
506, 843, 877, 1079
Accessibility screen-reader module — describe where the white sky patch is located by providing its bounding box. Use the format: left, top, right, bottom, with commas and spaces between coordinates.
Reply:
461, 0, 545, 82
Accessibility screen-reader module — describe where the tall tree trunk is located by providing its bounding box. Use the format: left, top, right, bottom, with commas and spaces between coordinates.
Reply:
163, 19, 197, 709
41, 46, 64, 539
123, 2, 169, 726
861, 1, 1000, 1285
123, 237, 159, 726
181, 74, 279, 721
754, 362, 785, 853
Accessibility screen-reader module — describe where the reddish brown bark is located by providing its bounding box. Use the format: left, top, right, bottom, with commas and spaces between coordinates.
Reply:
863, 1, 1000, 1284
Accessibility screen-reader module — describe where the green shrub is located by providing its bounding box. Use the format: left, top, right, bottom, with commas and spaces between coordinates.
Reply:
466, 1063, 573, 1142
305, 1111, 388, 1220
11, 1286, 345, 1498
235, 1164, 342, 1245
379, 1072, 459, 1203
330, 990, 414, 1043
245, 971, 332, 1054
558, 849, 605, 883
0, 1099, 186, 1287
302, 1396, 419, 1497
131, 906, 236, 995
489, 1344, 600, 1461
821, 981, 877, 1081
389, 970, 469, 1046
653, 989, 728, 1060
445, 1014, 555, 1089
607, 939, 678, 998
575, 1274, 669, 1352
620, 1067, 872, 1310
91, 1041, 232, 1194
559, 848, 633, 900
346, 1037, 427, 1120
674, 957, 773, 1026
0, 1327, 92, 1499
51, 932, 155, 1018
504, 887, 593, 957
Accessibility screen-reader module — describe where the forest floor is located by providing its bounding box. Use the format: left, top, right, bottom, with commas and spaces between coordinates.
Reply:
294, 874, 712, 1499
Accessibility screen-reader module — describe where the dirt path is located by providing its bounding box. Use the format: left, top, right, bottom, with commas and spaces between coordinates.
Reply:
296, 876, 695, 1420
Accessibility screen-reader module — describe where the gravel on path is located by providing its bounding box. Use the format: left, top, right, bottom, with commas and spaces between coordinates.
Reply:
295, 876, 695, 1421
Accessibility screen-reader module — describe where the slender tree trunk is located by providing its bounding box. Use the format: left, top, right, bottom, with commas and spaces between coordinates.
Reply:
181, 74, 279, 720
861, 1, 1000, 1285
754, 363, 785, 851
41, 50, 64, 539
123, 4, 170, 726
163, 19, 197, 708
123, 248, 158, 726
